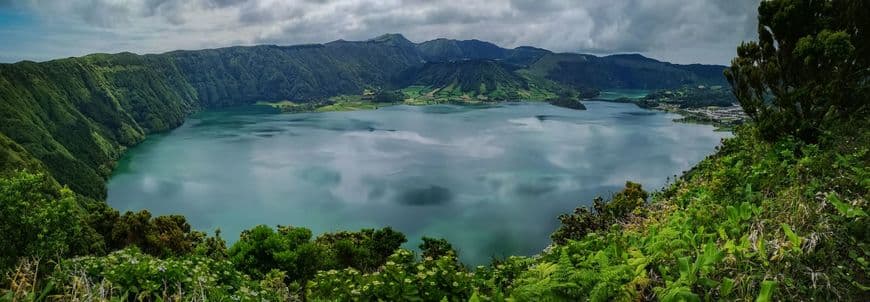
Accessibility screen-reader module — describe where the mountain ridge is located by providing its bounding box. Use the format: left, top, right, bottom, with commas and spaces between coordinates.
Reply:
4, 33, 726, 68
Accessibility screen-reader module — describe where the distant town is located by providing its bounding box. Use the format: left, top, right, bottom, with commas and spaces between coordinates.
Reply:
606, 85, 747, 129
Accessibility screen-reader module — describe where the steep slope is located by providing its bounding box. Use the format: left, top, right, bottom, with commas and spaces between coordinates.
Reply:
398, 60, 572, 101
525, 53, 728, 90
0, 54, 198, 198
169, 37, 422, 107
0, 36, 424, 198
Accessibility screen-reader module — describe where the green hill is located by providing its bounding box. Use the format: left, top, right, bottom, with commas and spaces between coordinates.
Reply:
416, 38, 509, 63
525, 53, 729, 91
397, 60, 573, 101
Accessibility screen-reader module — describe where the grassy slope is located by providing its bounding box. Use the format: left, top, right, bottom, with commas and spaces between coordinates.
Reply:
508, 124, 869, 301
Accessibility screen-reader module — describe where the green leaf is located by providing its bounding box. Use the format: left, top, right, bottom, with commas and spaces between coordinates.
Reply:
468, 291, 481, 302
699, 277, 719, 288
780, 223, 802, 252
756, 237, 768, 266
36, 281, 54, 301
677, 256, 693, 279
720, 277, 734, 297
755, 280, 777, 302
827, 193, 866, 218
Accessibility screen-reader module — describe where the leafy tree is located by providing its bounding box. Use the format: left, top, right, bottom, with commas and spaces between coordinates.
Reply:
725, 0, 869, 142
195, 229, 229, 260
228, 225, 324, 295
368, 227, 408, 265
373, 90, 407, 103
108, 210, 204, 257
315, 227, 407, 272
0, 171, 102, 272
603, 181, 648, 218
551, 182, 648, 244
419, 237, 456, 259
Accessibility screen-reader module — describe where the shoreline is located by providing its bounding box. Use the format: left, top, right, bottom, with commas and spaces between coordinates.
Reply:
255, 97, 584, 114
585, 98, 745, 131
257, 95, 741, 132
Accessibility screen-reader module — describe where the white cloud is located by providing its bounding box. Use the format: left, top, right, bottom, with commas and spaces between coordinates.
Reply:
3, 0, 760, 64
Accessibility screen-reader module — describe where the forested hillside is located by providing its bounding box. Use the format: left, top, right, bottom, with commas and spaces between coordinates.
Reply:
0, 54, 198, 198
524, 53, 729, 90
397, 60, 578, 101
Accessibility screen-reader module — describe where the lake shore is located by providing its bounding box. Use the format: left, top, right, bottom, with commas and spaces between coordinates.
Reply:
256, 97, 577, 114
258, 89, 742, 131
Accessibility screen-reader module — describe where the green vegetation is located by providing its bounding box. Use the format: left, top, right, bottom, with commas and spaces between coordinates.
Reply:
522, 53, 728, 93
547, 98, 588, 110
635, 85, 737, 109
315, 101, 380, 112
396, 60, 573, 103
1, 1, 867, 300
726, 0, 869, 142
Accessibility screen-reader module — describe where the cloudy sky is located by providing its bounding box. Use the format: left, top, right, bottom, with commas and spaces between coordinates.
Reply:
0, 0, 760, 65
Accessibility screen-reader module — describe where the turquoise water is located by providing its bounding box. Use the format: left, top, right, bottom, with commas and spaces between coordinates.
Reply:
107, 102, 728, 264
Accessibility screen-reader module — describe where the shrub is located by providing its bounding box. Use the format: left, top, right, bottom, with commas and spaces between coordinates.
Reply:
0, 171, 102, 273
228, 225, 323, 291
551, 181, 648, 245
373, 90, 407, 103
108, 210, 205, 258
309, 249, 475, 301
420, 237, 456, 259
315, 227, 407, 272
48, 247, 277, 301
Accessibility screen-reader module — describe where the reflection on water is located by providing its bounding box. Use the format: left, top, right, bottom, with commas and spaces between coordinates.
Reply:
108, 102, 729, 264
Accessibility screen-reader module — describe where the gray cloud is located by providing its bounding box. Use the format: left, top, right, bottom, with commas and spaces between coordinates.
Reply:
4, 0, 760, 64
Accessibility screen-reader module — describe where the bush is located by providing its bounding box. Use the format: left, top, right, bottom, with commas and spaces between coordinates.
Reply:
108, 210, 205, 258
373, 90, 407, 103
0, 171, 103, 273
48, 247, 278, 301
228, 225, 323, 291
551, 181, 648, 245
315, 227, 407, 272
309, 249, 475, 301
420, 237, 456, 259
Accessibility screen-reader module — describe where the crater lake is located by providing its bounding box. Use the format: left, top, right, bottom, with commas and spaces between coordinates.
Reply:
107, 101, 730, 264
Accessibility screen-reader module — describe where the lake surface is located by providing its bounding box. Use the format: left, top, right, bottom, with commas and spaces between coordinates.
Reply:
107, 101, 729, 264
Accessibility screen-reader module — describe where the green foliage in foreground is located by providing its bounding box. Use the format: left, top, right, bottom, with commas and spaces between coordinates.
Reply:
0, 172, 102, 270
509, 125, 868, 301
